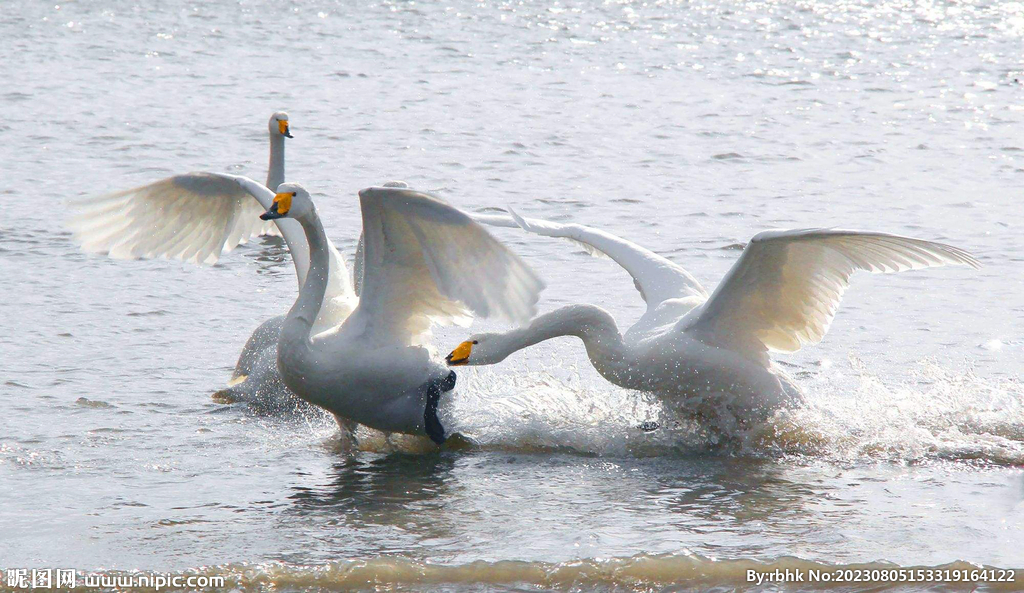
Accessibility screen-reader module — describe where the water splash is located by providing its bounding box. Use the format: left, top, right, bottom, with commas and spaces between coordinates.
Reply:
229, 356, 1024, 465
428, 359, 1024, 464
767, 358, 1024, 464
445, 364, 674, 456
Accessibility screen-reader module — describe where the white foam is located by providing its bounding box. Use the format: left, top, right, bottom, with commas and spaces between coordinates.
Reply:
437, 359, 1024, 464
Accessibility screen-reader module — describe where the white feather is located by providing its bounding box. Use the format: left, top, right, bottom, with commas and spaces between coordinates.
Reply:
690, 229, 981, 353
503, 208, 708, 306
358, 188, 544, 342
68, 173, 269, 265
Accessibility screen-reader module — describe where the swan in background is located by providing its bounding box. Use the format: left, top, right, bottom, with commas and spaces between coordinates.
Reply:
71, 112, 293, 264
447, 211, 980, 428
68, 113, 356, 411
248, 182, 543, 444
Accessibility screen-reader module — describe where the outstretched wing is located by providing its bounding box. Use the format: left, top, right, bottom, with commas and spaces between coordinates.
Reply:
688, 229, 980, 354
68, 172, 277, 265
496, 209, 708, 307
357, 187, 544, 343
70, 173, 357, 327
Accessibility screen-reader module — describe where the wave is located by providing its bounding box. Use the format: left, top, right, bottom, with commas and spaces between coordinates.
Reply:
15, 554, 1019, 592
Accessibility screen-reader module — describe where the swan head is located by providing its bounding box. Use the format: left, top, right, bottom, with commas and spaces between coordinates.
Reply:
269, 111, 292, 138
445, 335, 504, 366
260, 183, 313, 220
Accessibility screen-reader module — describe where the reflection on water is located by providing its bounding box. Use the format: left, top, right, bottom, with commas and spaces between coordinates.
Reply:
262, 451, 1023, 569
242, 235, 295, 280
650, 459, 823, 527
288, 454, 457, 530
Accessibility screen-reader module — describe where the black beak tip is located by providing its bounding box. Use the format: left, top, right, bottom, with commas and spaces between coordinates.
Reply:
284, 132, 294, 138
261, 202, 283, 221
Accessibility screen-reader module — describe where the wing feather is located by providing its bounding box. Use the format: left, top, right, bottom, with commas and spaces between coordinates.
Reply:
357, 187, 544, 343
689, 229, 980, 354
70, 172, 357, 326
499, 209, 708, 306
68, 172, 272, 265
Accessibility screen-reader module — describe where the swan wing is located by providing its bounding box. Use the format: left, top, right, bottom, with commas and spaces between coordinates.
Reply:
497, 209, 708, 306
357, 187, 544, 342
70, 173, 357, 325
467, 212, 521, 229
689, 229, 980, 354
68, 172, 278, 265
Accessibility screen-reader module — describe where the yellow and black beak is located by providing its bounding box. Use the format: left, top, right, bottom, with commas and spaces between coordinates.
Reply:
278, 119, 293, 138
445, 340, 475, 366
261, 191, 294, 220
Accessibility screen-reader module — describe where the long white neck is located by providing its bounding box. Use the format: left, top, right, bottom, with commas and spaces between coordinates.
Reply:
281, 207, 330, 349
249, 211, 309, 293
280, 219, 312, 291
487, 305, 630, 382
259, 132, 310, 291
266, 134, 285, 192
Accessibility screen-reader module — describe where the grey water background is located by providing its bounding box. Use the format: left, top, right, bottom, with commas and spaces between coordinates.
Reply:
2, 0, 1024, 585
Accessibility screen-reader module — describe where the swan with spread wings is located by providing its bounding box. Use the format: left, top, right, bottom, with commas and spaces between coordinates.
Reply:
248, 183, 543, 443
68, 113, 355, 411
447, 211, 979, 425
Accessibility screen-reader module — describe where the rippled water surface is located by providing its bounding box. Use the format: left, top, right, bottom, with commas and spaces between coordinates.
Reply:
2, 0, 1024, 590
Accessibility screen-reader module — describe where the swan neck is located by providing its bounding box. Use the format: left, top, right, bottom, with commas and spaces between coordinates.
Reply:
267, 134, 285, 192
498, 305, 625, 365
284, 208, 329, 341
267, 216, 310, 291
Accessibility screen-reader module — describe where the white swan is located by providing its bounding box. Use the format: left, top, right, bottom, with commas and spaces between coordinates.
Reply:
446, 212, 980, 426
68, 113, 356, 410
247, 183, 544, 443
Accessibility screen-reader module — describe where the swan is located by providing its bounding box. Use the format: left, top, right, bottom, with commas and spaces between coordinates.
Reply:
245, 182, 544, 444
446, 212, 980, 426
68, 113, 356, 410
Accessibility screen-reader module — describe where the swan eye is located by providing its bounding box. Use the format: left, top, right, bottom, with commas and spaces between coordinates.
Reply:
472, 340, 478, 344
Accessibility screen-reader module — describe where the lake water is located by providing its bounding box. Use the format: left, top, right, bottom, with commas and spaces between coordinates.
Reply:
2, 0, 1023, 590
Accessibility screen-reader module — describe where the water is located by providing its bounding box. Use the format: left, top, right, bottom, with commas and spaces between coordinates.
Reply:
2, 0, 1024, 590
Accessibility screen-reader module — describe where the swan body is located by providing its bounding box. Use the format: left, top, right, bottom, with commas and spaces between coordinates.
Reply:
69, 113, 356, 410
449, 212, 979, 425
249, 184, 543, 443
